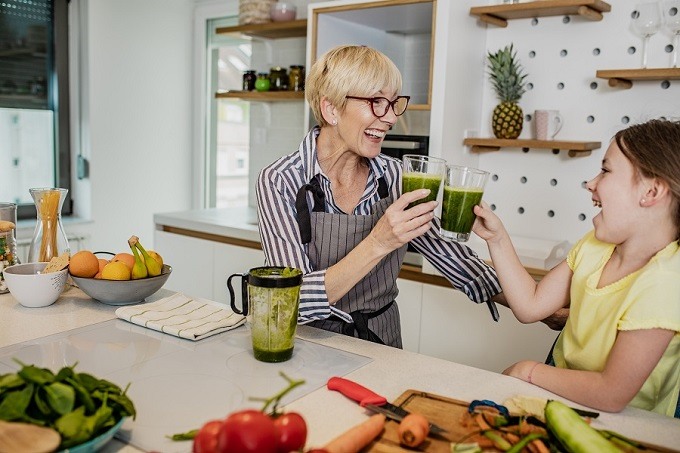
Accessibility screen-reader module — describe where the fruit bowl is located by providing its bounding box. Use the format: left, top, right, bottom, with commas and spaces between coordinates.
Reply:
72, 264, 172, 305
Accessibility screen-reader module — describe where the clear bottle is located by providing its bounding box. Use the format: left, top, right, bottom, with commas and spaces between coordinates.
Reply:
27, 188, 70, 263
289, 65, 304, 92
0, 202, 20, 294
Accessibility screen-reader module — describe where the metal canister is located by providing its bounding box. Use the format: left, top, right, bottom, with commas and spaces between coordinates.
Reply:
289, 65, 304, 91
242, 70, 256, 91
269, 67, 288, 91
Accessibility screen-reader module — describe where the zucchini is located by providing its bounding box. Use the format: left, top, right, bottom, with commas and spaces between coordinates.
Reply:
545, 401, 620, 453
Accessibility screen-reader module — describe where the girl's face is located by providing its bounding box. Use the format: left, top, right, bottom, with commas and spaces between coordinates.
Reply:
585, 142, 648, 244
336, 89, 399, 159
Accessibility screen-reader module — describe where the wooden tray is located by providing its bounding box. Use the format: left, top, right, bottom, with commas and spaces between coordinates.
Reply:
365, 390, 679, 452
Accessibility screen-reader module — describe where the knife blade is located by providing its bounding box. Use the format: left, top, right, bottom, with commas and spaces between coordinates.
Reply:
326, 376, 449, 435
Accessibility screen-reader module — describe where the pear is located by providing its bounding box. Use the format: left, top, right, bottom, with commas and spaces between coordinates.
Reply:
128, 237, 148, 280
129, 235, 162, 277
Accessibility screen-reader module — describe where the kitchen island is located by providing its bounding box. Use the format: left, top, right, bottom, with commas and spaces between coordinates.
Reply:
1, 287, 679, 452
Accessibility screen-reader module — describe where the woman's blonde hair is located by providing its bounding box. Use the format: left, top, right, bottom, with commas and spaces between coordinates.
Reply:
615, 119, 680, 240
306, 45, 402, 127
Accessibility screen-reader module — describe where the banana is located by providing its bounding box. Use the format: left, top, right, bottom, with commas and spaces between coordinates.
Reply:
130, 235, 162, 277
128, 237, 148, 280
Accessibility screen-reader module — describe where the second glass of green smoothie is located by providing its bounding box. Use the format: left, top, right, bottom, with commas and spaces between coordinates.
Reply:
401, 155, 447, 209
440, 165, 489, 242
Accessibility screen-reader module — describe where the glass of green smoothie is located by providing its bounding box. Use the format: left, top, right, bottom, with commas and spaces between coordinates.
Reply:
402, 155, 447, 209
227, 266, 302, 363
440, 165, 489, 242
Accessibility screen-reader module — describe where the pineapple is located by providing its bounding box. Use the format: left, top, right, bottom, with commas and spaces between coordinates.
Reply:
487, 44, 528, 139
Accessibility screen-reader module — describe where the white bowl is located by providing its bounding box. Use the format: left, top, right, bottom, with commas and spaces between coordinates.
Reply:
71, 265, 172, 306
4, 262, 68, 308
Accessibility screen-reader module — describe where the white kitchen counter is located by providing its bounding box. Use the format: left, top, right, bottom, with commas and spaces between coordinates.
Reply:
154, 207, 261, 244
1, 288, 679, 452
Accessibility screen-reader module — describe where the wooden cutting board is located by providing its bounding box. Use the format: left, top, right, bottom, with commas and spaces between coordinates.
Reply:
365, 390, 679, 453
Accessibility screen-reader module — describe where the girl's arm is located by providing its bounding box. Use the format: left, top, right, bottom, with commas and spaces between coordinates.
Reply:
473, 202, 572, 322
504, 328, 675, 412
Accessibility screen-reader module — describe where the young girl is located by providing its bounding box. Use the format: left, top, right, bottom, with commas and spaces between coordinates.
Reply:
472, 119, 680, 417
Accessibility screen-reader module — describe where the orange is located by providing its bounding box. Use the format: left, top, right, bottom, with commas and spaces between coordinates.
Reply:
69, 250, 99, 278
97, 258, 108, 273
101, 261, 131, 281
112, 253, 135, 271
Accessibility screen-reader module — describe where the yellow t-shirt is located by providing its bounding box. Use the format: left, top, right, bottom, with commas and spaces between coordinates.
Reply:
553, 230, 680, 417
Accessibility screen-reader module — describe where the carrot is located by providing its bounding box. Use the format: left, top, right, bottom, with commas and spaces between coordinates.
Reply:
322, 414, 386, 453
531, 438, 550, 453
398, 413, 430, 448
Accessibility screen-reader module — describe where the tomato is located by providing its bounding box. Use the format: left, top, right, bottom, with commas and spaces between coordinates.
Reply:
193, 419, 224, 453
216, 409, 279, 453
273, 412, 307, 452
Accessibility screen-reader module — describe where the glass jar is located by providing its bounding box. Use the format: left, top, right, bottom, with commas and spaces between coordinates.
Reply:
269, 67, 288, 91
243, 70, 257, 91
27, 188, 70, 263
255, 73, 271, 92
289, 65, 304, 92
0, 202, 20, 294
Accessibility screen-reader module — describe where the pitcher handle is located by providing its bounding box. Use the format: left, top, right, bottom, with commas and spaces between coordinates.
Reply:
227, 273, 248, 316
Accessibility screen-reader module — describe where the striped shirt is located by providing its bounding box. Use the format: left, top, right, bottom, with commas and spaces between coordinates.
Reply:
256, 127, 502, 324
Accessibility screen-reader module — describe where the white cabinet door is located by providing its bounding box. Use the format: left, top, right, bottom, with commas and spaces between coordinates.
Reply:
212, 243, 265, 306
419, 284, 559, 373
154, 230, 214, 300
395, 278, 423, 353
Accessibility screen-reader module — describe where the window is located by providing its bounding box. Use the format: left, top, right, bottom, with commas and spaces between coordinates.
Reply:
206, 17, 251, 208
0, 0, 71, 220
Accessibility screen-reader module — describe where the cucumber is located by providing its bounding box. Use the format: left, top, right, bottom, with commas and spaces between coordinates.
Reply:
545, 400, 620, 453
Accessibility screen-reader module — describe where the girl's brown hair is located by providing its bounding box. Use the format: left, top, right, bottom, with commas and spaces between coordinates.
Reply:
615, 119, 680, 239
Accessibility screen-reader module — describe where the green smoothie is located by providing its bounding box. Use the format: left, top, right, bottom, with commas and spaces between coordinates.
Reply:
402, 172, 443, 208
441, 186, 484, 234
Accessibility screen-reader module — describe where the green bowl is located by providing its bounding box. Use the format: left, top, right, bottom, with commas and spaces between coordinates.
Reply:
60, 417, 125, 453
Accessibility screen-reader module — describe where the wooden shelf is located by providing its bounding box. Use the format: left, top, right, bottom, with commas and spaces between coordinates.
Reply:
463, 138, 600, 157
595, 68, 680, 89
215, 19, 307, 39
469, 0, 611, 28
215, 90, 305, 101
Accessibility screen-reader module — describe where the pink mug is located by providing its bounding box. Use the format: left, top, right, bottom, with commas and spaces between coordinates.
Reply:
534, 110, 563, 140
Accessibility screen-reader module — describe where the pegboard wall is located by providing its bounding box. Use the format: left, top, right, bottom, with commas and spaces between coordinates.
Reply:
477, 0, 679, 245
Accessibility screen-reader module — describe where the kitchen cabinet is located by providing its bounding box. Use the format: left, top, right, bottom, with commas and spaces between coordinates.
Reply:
469, 0, 612, 28
463, 138, 601, 157
395, 278, 423, 353
595, 68, 680, 89
154, 230, 264, 303
309, 0, 436, 109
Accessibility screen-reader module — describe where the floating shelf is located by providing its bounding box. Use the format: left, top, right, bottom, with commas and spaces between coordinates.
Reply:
215, 90, 305, 101
469, 0, 611, 28
215, 19, 307, 39
463, 138, 600, 157
595, 68, 680, 89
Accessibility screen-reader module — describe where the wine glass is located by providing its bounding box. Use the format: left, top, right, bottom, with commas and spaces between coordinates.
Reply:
663, 0, 680, 67
631, 2, 663, 68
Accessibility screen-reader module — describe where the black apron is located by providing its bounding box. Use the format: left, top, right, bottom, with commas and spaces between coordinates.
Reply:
296, 176, 407, 347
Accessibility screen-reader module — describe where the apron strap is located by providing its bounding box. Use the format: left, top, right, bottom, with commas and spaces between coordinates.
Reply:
341, 301, 394, 345
295, 175, 388, 245
295, 177, 325, 244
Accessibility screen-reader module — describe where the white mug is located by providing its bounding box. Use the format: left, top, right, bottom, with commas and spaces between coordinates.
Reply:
534, 110, 563, 140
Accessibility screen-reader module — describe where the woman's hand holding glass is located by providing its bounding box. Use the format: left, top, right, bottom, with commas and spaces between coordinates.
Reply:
368, 189, 436, 255
631, 2, 663, 68
663, 0, 680, 67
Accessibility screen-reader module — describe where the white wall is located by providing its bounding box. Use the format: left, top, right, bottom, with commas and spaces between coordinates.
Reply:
63, 0, 195, 254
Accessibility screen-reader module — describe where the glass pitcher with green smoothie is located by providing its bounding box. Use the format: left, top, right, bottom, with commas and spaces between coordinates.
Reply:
440, 165, 489, 242
401, 155, 447, 208
228, 266, 302, 363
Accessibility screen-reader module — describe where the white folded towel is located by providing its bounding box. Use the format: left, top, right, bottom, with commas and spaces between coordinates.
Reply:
115, 293, 246, 341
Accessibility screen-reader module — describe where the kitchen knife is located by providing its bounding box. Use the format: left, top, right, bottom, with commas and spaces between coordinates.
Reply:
327, 376, 449, 435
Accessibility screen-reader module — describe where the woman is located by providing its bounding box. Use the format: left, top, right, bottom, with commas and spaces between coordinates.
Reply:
256, 45, 503, 348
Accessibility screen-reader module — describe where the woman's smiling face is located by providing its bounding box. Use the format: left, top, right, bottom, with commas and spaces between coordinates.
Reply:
585, 141, 648, 244
337, 90, 398, 159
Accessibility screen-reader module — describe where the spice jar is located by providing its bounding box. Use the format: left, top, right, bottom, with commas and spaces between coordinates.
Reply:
242, 70, 256, 91
0, 203, 20, 294
289, 65, 304, 91
255, 73, 271, 92
238, 0, 276, 25
269, 67, 288, 91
